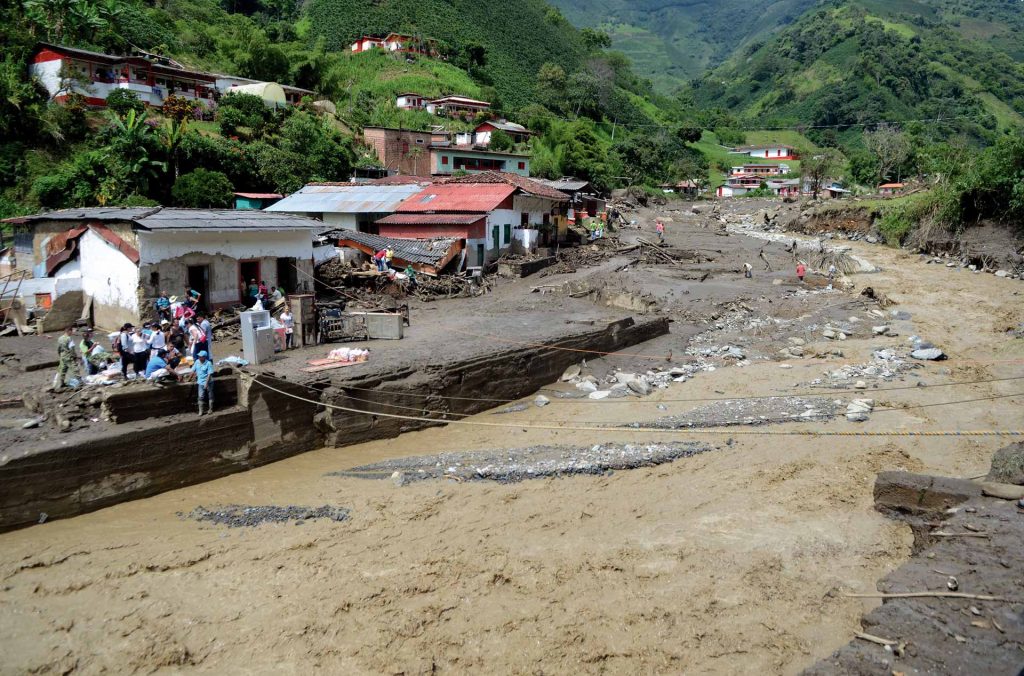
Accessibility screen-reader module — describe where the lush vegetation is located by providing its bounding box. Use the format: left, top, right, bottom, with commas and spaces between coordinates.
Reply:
1, 0, 1022, 249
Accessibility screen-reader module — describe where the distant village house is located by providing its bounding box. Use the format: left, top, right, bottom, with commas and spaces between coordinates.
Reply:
878, 182, 905, 196
362, 126, 530, 178
729, 145, 800, 161
351, 33, 440, 58
30, 43, 311, 110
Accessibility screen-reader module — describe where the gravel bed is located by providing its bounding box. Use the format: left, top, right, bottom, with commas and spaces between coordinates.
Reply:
636, 396, 841, 429
182, 505, 350, 527
333, 442, 712, 484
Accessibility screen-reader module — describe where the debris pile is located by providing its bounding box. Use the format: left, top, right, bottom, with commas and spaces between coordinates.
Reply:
333, 442, 712, 484
639, 396, 841, 429
412, 274, 492, 300
183, 504, 350, 527
538, 245, 614, 277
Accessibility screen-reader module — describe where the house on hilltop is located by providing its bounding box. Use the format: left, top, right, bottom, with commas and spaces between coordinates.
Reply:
29, 43, 311, 109
729, 145, 800, 161
351, 34, 440, 58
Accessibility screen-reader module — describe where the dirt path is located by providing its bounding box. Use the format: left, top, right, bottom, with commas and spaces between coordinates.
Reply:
0, 211, 1021, 675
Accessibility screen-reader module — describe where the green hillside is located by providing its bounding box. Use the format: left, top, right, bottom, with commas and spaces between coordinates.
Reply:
550, 0, 816, 91
689, 1, 1024, 142
305, 0, 589, 110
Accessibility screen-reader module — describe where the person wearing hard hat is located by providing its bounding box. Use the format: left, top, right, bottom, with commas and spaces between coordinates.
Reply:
191, 350, 214, 415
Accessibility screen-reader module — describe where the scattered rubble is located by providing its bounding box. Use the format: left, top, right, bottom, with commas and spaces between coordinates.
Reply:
986, 442, 1024, 485
333, 442, 712, 484
845, 398, 874, 422
182, 504, 350, 527
638, 396, 841, 429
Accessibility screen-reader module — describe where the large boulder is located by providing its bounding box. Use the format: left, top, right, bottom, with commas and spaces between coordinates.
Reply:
987, 442, 1024, 485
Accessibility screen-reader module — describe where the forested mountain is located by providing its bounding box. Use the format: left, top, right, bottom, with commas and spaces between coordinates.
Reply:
689, 0, 1024, 144
553, 0, 1024, 105
549, 0, 817, 91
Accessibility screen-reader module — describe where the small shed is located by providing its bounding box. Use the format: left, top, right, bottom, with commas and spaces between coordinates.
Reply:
234, 192, 283, 210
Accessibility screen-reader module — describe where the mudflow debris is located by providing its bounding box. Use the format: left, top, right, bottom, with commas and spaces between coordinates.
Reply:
333, 442, 711, 484
638, 396, 841, 429
182, 505, 350, 527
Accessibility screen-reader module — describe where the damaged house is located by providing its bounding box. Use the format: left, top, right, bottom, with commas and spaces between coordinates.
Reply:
374, 172, 569, 267
3, 208, 319, 329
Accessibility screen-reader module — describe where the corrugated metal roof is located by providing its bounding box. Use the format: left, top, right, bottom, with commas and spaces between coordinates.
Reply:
535, 178, 591, 192
4, 207, 319, 230
376, 213, 485, 226
136, 209, 318, 230
395, 183, 517, 213
332, 230, 458, 265
267, 184, 424, 214
3, 207, 160, 224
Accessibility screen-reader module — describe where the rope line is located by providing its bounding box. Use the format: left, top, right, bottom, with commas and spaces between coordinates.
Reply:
304, 373, 1024, 406
241, 372, 1024, 438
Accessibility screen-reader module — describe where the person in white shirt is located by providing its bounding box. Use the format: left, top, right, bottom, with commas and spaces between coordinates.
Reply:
149, 320, 168, 356
130, 326, 150, 375
280, 306, 295, 349
197, 314, 213, 360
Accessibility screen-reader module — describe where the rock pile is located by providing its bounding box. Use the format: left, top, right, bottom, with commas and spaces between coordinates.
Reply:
183, 504, 350, 527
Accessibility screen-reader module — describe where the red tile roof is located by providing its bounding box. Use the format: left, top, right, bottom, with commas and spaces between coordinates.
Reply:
441, 171, 569, 201
377, 213, 486, 225
396, 183, 516, 213
878, 183, 905, 189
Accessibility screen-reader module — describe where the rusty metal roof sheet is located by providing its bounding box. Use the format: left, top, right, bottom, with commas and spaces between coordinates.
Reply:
396, 183, 517, 213
266, 184, 424, 214
534, 178, 591, 192
440, 172, 568, 201
376, 213, 485, 226
331, 230, 458, 265
233, 192, 283, 199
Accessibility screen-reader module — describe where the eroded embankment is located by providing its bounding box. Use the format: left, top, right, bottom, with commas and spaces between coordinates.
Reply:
0, 316, 668, 531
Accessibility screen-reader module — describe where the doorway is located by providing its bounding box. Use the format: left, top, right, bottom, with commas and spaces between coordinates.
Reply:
276, 257, 298, 295
186, 265, 210, 312
239, 259, 260, 304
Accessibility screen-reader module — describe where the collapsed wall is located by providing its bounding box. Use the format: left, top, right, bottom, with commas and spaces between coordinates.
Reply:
0, 316, 669, 531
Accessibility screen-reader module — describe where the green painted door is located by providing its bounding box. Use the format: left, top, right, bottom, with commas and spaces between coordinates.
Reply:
492, 225, 500, 250
504, 223, 511, 244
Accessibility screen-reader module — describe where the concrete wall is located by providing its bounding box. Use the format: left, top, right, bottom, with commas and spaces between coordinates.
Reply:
322, 213, 358, 229
362, 128, 434, 177
138, 230, 315, 308
0, 375, 319, 531
0, 317, 668, 531
80, 229, 140, 329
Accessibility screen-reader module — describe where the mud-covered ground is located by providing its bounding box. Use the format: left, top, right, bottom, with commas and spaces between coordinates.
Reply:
1, 198, 1022, 674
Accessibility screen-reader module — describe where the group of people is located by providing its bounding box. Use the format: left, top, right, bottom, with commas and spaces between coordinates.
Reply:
372, 249, 419, 289
53, 325, 215, 415
114, 313, 212, 380
244, 279, 284, 310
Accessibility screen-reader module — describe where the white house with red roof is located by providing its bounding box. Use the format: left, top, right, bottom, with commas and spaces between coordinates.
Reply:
29, 43, 311, 109
729, 145, 800, 160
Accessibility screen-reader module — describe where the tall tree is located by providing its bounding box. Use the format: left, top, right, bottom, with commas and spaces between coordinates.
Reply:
802, 149, 842, 199
863, 123, 912, 185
